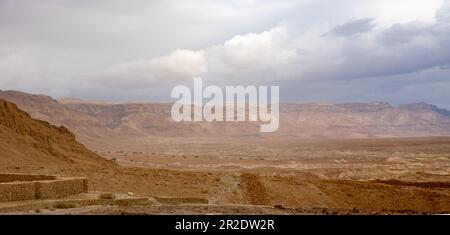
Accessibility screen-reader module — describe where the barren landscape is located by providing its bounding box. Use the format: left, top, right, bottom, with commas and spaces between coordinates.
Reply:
1, 91, 449, 215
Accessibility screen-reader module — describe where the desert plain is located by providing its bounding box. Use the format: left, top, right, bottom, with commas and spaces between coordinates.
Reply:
0, 91, 449, 215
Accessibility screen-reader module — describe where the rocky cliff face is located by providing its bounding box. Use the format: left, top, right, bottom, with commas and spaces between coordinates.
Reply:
1, 90, 450, 150
61, 99, 450, 138
0, 98, 111, 172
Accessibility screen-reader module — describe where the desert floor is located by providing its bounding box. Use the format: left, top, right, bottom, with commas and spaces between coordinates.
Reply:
3, 137, 450, 215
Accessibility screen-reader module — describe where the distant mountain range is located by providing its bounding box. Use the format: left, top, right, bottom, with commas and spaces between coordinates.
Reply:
1, 89, 450, 151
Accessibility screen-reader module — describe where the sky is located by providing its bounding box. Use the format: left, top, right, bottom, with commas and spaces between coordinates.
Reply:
0, 0, 450, 108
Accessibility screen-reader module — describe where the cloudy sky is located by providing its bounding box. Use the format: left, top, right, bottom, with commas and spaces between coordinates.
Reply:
1, 0, 450, 108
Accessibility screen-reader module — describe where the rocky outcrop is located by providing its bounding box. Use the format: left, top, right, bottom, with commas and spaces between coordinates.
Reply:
0, 98, 112, 171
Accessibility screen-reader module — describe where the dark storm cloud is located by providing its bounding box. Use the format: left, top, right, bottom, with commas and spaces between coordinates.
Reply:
330, 18, 375, 36
0, 0, 449, 108
343, 20, 450, 79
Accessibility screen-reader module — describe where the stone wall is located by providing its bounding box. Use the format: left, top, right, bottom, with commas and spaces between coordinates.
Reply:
0, 174, 55, 183
154, 196, 209, 204
0, 174, 88, 203
0, 182, 36, 202
36, 178, 88, 199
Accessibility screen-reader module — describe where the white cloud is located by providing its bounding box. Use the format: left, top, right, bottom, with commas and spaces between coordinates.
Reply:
0, 0, 450, 107
197, 3, 450, 85
99, 49, 207, 89
206, 26, 296, 81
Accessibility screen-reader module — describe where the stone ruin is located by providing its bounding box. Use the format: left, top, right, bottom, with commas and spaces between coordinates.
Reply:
0, 173, 88, 202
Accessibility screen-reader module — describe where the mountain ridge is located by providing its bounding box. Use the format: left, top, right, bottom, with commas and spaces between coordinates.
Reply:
1, 90, 450, 151
0, 98, 112, 172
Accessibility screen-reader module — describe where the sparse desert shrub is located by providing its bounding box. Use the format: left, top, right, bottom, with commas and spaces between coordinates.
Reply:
99, 193, 116, 200
114, 199, 133, 207
53, 202, 77, 209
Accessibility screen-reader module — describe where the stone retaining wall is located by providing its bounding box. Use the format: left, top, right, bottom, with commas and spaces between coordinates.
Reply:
36, 178, 88, 199
0, 174, 88, 203
0, 174, 55, 183
154, 196, 209, 204
0, 182, 36, 202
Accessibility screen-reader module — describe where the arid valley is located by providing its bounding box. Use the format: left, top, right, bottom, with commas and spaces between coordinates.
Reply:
2, 3, 450, 234
0, 90, 449, 215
